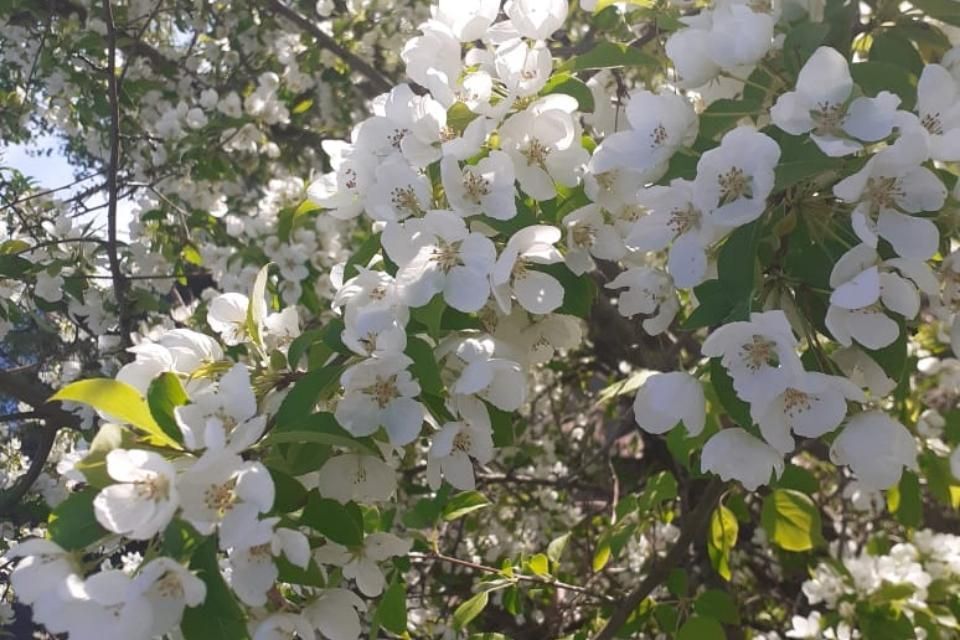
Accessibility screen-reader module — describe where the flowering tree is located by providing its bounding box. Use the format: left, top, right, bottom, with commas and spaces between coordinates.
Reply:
4, 0, 960, 638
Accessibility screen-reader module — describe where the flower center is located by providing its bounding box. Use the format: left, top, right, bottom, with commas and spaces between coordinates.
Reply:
921, 112, 944, 135
214, 408, 238, 432
739, 334, 780, 371
155, 572, 185, 599
353, 463, 367, 484
365, 374, 400, 409
389, 127, 409, 150
431, 241, 462, 273
440, 126, 457, 142
462, 170, 490, 204
249, 543, 273, 561
668, 204, 701, 236
595, 171, 617, 191
358, 332, 378, 354
344, 168, 358, 190
204, 479, 237, 515
717, 167, 753, 206
137, 474, 171, 502
782, 388, 812, 416
369, 285, 387, 301
521, 137, 550, 168
511, 257, 530, 280
571, 224, 596, 248
390, 186, 424, 216
618, 204, 646, 223
810, 101, 845, 136
453, 430, 472, 452
650, 123, 669, 147
864, 176, 901, 211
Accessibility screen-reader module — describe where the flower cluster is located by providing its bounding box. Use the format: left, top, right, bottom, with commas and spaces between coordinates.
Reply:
5, 0, 960, 638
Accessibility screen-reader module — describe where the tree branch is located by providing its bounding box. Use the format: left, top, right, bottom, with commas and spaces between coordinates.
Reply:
592, 477, 726, 640
409, 551, 616, 603
101, 0, 133, 351
0, 367, 83, 516
264, 0, 393, 96
0, 423, 58, 516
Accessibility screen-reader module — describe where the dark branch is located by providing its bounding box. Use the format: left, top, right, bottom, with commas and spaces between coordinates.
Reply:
101, 0, 133, 351
264, 0, 393, 97
592, 477, 726, 640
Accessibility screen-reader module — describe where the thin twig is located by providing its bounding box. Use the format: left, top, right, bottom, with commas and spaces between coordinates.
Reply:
592, 478, 726, 640
0, 170, 105, 213
409, 551, 616, 603
101, 0, 133, 350
264, 0, 393, 96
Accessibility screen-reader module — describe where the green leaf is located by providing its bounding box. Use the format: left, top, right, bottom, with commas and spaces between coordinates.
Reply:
546, 532, 571, 564
707, 505, 738, 581
870, 30, 923, 76
292, 98, 313, 114
910, 0, 960, 26
782, 22, 831, 77
487, 401, 516, 447
667, 568, 688, 598
699, 97, 762, 141
851, 61, 917, 111
677, 616, 726, 640
529, 553, 550, 577
147, 372, 188, 446
162, 519, 203, 560
447, 102, 479, 135
344, 232, 382, 280
560, 41, 657, 72
50, 378, 182, 449
301, 492, 364, 546
683, 281, 734, 330
280, 200, 322, 240
715, 220, 760, 321
0, 239, 31, 254
287, 319, 349, 368
695, 590, 740, 625
636, 471, 678, 511
74, 423, 135, 487
594, 0, 655, 10
263, 417, 377, 456
182, 537, 250, 640
268, 468, 308, 513
410, 295, 445, 341
453, 591, 489, 631
442, 490, 491, 521
406, 336, 444, 395
761, 488, 822, 552
773, 134, 843, 192
541, 73, 595, 112
48, 489, 108, 550
888, 471, 922, 528
247, 263, 271, 347
866, 319, 907, 382
537, 262, 595, 319
273, 367, 344, 429
0, 254, 33, 278
593, 534, 612, 572
375, 581, 408, 634
709, 359, 753, 429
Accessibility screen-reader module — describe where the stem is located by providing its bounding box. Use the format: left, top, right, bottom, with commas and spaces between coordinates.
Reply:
101, 0, 132, 351
592, 478, 726, 640
409, 551, 616, 603
264, 0, 393, 96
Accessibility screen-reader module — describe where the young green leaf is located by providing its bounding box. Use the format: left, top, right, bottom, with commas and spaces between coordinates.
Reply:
707, 505, 738, 581
50, 378, 182, 449
453, 591, 489, 631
